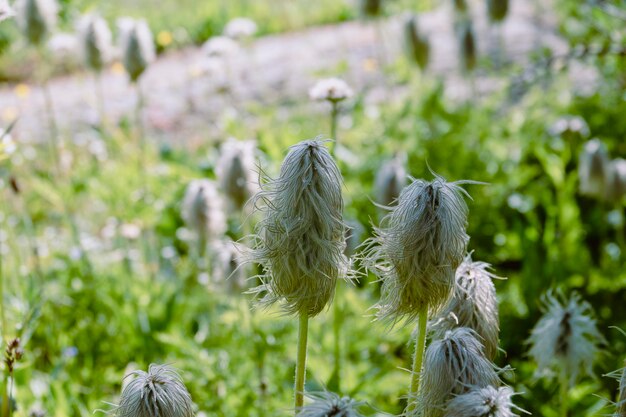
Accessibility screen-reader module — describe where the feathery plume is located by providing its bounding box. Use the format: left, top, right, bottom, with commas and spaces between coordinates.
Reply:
419, 328, 500, 417
309, 78, 353, 103
527, 291, 604, 386
362, 176, 471, 322
457, 20, 477, 73
606, 360, 626, 417
121, 19, 155, 82
215, 139, 258, 212
181, 180, 226, 244
249, 140, 347, 317
607, 159, 626, 203
486, 0, 509, 23
430, 254, 501, 359
111, 364, 194, 417
404, 14, 430, 70
444, 386, 525, 417
578, 138, 611, 198
79, 14, 112, 72
297, 392, 366, 417
15, 0, 58, 45
0, 0, 15, 22
223, 17, 257, 40
373, 153, 407, 208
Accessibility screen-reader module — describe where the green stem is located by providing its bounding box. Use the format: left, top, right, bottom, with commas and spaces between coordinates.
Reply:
330, 102, 339, 156
407, 309, 428, 413
329, 282, 342, 393
294, 312, 309, 414
559, 370, 569, 417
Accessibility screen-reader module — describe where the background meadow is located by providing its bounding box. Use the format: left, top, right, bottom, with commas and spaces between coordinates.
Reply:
0, 0, 625, 416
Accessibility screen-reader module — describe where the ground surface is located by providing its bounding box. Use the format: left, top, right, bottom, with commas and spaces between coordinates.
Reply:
0, 0, 571, 145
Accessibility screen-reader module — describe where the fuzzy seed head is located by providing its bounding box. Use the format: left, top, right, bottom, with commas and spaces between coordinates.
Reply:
374, 153, 407, 208
0, 0, 15, 22
607, 159, 626, 203
457, 20, 477, 73
404, 15, 430, 70
549, 116, 590, 139
181, 180, 226, 243
444, 386, 524, 417
121, 19, 155, 82
487, 0, 509, 23
527, 292, 604, 386
212, 239, 247, 293
79, 14, 113, 72
215, 139, 258, 211
359, 0, 382, 18
250, 140, 347, 317
223, 17, 257, 40
297, 392, 366, 417
419, 328, 500, 417
112, 364, 194, 417
16, 0, 57, 45
431, 254, 500, 359
309, 78, 353, 103
202, 36, 240, 58
579, 138, 611, 198
362, 176, 471, 322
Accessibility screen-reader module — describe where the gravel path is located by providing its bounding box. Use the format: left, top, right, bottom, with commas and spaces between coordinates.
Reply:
0, 0, 571, 145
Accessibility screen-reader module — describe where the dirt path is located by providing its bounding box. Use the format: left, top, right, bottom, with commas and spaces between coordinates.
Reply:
0, 0, 569, 145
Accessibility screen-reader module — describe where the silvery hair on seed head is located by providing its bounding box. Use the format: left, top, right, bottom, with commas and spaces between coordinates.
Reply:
443, 386, 525, 417
79, 14, 113, 72
297, 391, 366, 417
362, 175, 471, 322
579, 138, 611, 199
111, 364, 194, 417
605, 360, 626, 417
344, 219, 364, 259
373, 152, 407, 209
181, 179, 226, 243
527, 291, 605, 387
249, 139, 347, 317
430, 253, 501, 360
120, 18, 155, 82
15, 0, 58, 45
215, 139, 258, 212
0, 0, 15, 22
418, 327, 500, 417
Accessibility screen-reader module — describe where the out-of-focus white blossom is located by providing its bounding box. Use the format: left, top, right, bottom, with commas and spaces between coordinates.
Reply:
309, 78, 354, 103
224, 17, 257, 40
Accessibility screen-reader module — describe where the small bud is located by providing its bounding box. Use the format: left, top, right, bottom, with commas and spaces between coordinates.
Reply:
373, 153, 407, 208
223, 17, 257, 40
487, 0, 509, 23
362, 176, 471, 322
15, 0, 58, 45
444, 385, 525, 417
297, 391, 366, 417
181, 180, 226, 243
249, 140, 347, 317
215, 139, 258, 212
527, 292, 604, 387
404, 15, 430, 70
79, 14, 113, 72
419, 328, 500, 417
309, 78, 353, 103
430, 254, 500, 360
120, 19, 155, 82
578, 139, 611, 198
112, 364, 194, 417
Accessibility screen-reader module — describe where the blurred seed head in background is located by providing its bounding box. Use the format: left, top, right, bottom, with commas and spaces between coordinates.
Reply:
16, 0, 58, 45
79, 14, 113, 73
443, 385, 523, 417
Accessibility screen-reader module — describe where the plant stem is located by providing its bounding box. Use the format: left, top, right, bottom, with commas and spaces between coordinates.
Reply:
407, 308, 428, 413
294, 312, 309, 414
329, 282, 342, 393
330, 102, 339, 155
559, 369, 569, 417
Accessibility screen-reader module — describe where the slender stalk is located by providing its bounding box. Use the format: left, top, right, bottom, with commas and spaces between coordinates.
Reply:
94, 73, 106, 126
329, 102, 339, 155
294, 312, 309, 413
407, 308, 428, 413
37, 46, 60, 173
328, 282, 342, 393
559, 369, 569, 417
